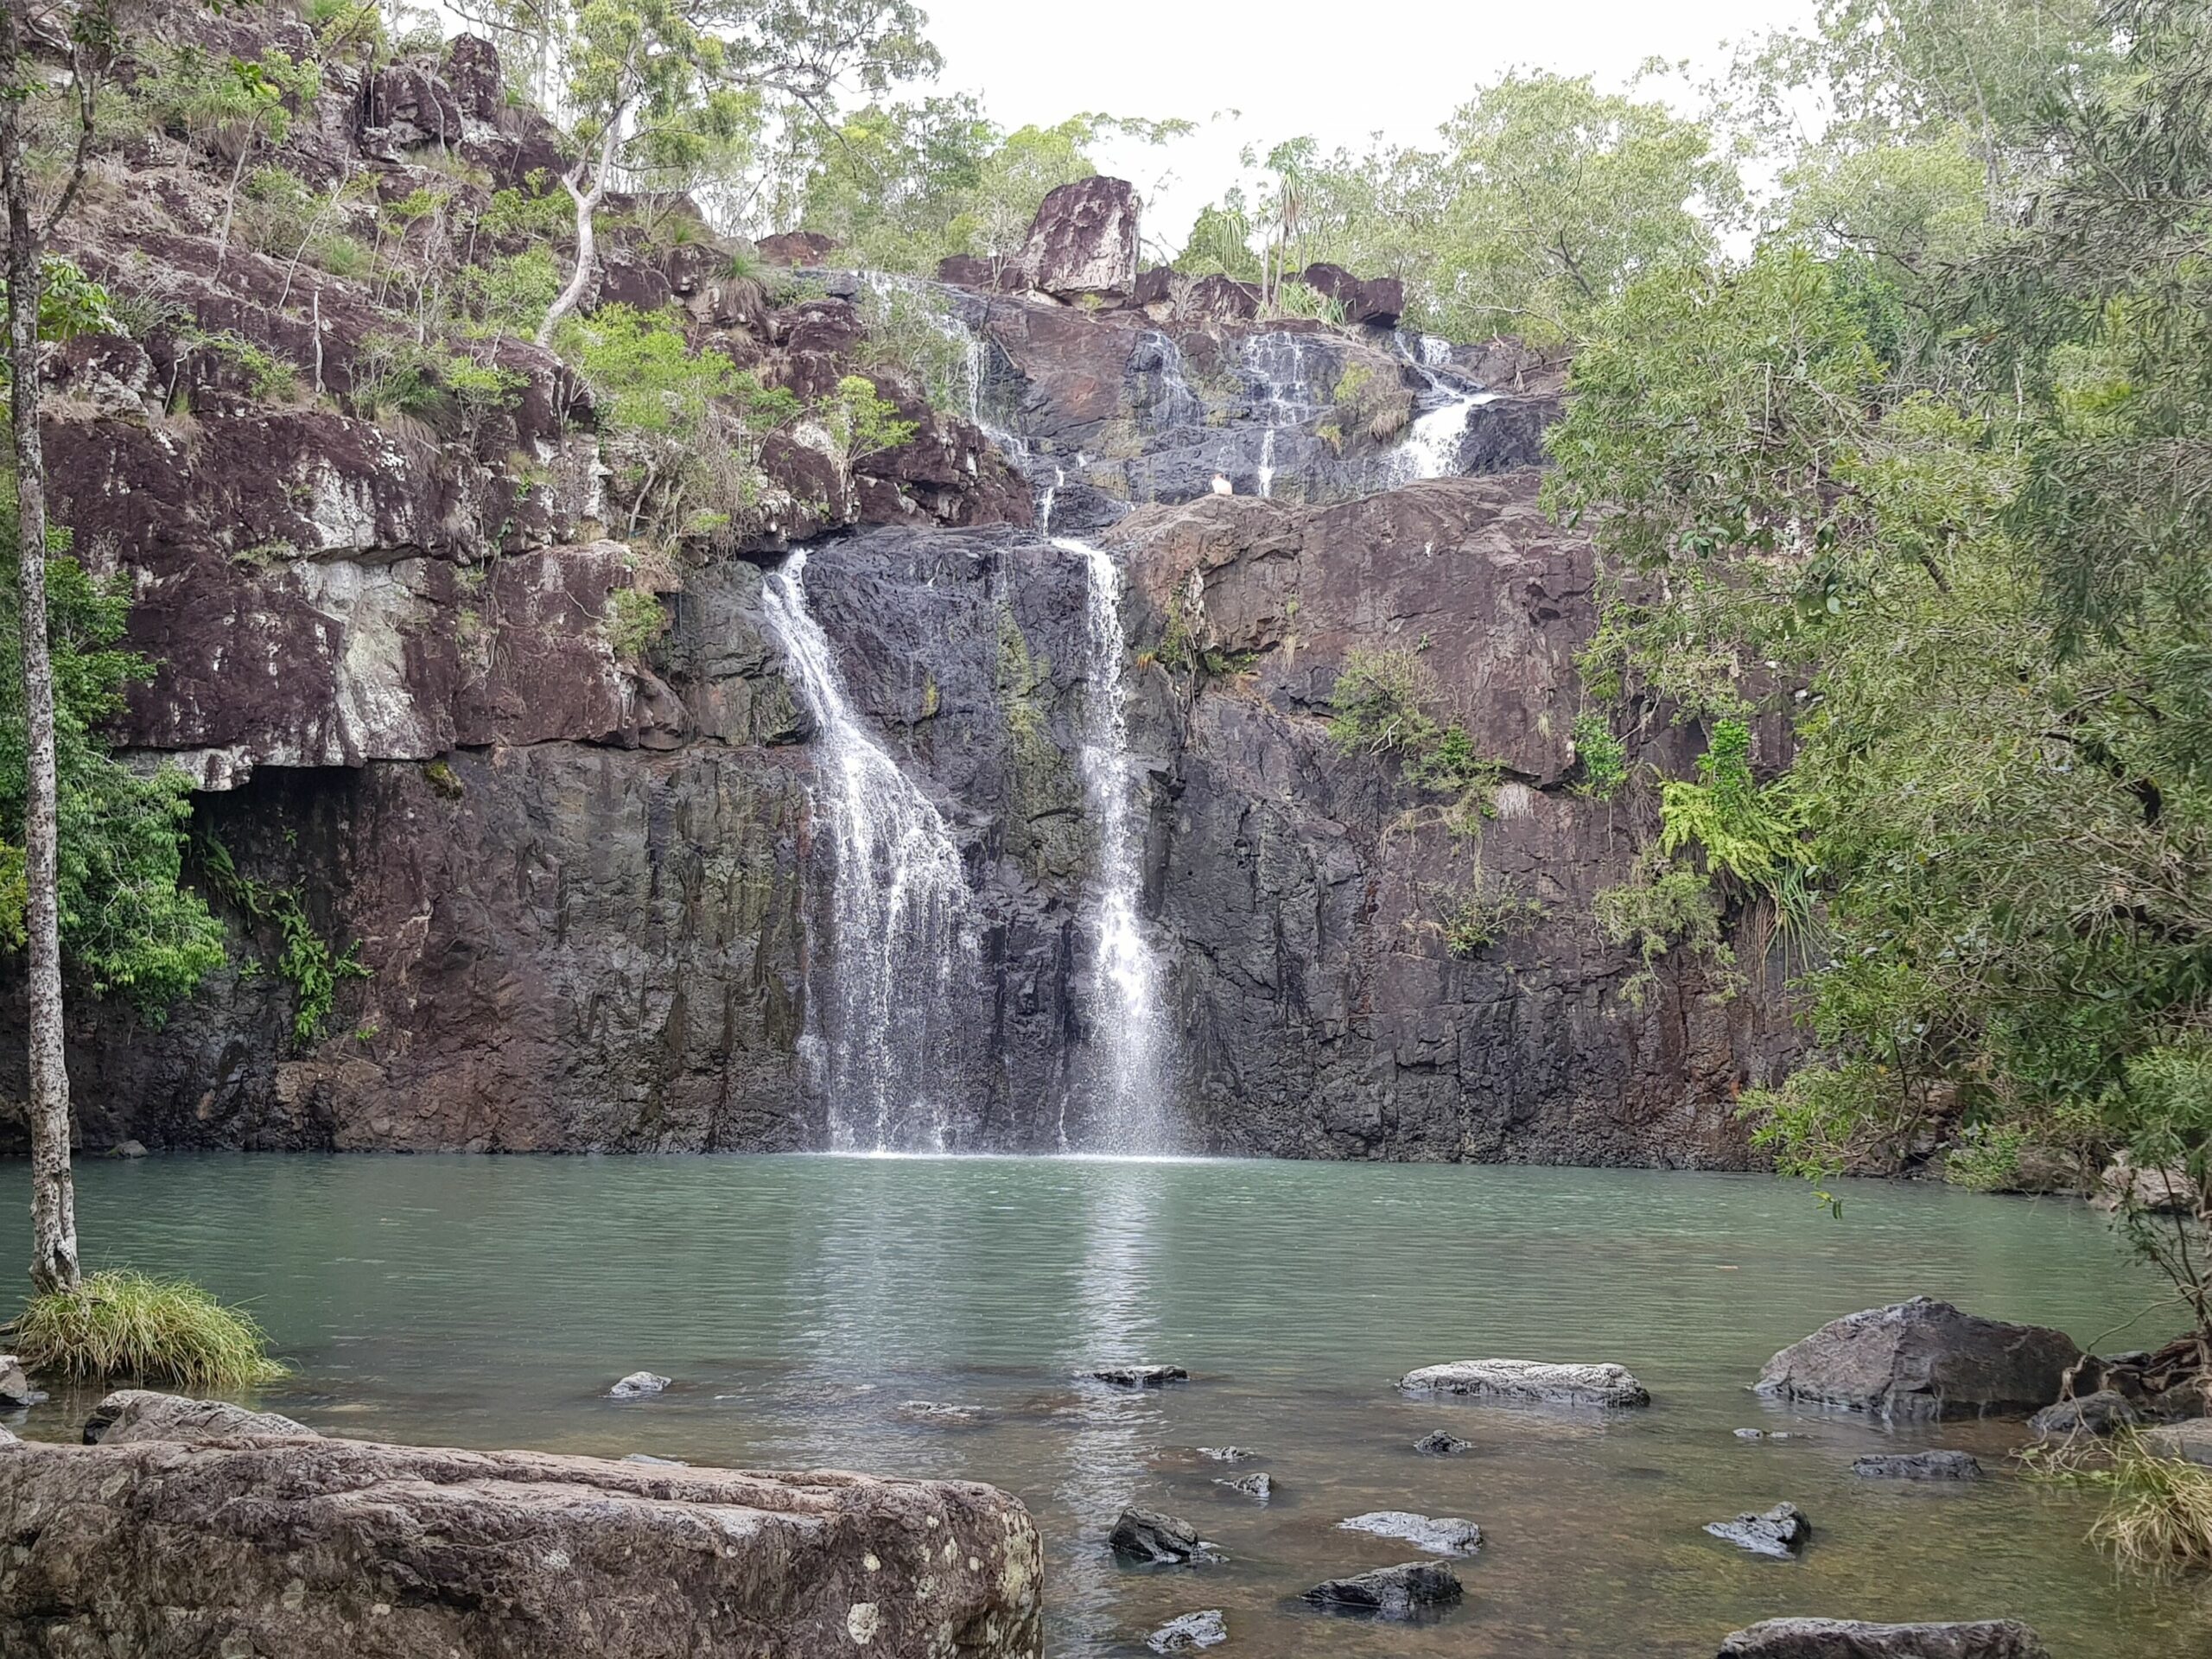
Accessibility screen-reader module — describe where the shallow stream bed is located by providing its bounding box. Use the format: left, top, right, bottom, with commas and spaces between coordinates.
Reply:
6, 1154, 2203, 1656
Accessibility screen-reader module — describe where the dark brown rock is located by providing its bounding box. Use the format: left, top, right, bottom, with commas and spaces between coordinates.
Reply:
0, 1415, 1044, 1658
1301, 1560, 1462, 1620
936, 253, 1002, 289
1017, 175, 1140, 301
1109, 1506, 1215, 1564
1296, 262, 1405, 325
1177, 272, 1260, 325
758, 229, 838, 265
1133, 265, 1175, 308
1718, 1618, 2049, 1658
1756, 1298, 2083, 1421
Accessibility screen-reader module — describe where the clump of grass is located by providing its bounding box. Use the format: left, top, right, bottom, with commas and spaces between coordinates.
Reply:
2088, 1435, 2212, 1569
13, 1269, 287, 1389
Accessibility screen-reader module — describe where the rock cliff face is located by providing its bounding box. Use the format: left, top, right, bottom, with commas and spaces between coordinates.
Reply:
0, 22, 1796, 1160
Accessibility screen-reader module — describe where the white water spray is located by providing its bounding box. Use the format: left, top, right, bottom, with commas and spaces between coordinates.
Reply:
1058, 537, 1170, 1151
761, 550, 976, 1151
1385, 332, 1496, 485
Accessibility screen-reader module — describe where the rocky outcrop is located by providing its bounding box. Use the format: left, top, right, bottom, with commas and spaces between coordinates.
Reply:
1109, 1507, 1215, 1564
0, 1402, 1045, 1659
1017, 176, 1140, 301
1300, 1561, 1462, 1620
1705, 1502, 1811, 1558
1756, 1299, 2081, 1421
1147, 1609, 1228, 1651
1717, 1619, 2049, 1658
1401, 1359, 1651, 1406
81, 1389, 314, 1444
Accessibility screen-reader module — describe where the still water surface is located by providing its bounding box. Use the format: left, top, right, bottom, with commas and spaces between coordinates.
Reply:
6, 1154, 2205, 1656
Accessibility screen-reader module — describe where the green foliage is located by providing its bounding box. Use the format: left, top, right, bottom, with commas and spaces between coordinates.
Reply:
14, 1269, 286, 1389
137, 43, 321, 155
1326, 646, 1501, 830
0, 531, 224, 1013
606, 587, 665, 659
1657, 720, 1809, 906
1440, 880, 1546, 957
556, 303, 800, 546
1183, 69, 1740, 343
853, 279, 973, 414
480, 179, 571, 241
351, 334, 525, 437
1592, 855, 1731, 1006
455, 248, 563, 336
825, 372, 916, 468
200, 838, 368, 1048
1572, 712, 1628, 798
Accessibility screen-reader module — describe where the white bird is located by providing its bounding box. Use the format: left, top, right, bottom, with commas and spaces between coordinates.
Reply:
1210, 473, 1233, 495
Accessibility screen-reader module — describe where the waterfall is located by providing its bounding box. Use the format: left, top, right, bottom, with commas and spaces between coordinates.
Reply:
1243, 332, 1326, 499
761, 550, 976, 1152
1058, 536, 1170, 1151
1385, 331, 1497, 485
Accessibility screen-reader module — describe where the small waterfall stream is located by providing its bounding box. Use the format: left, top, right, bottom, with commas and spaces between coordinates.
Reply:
1386, 330, 1496, 485
762, 550, 976, 1152
1058, 536, 1170, 1150
1243, 333, 1327, 499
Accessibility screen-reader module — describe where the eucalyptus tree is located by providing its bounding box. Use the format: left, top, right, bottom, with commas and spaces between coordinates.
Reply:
486, 0, 938, 347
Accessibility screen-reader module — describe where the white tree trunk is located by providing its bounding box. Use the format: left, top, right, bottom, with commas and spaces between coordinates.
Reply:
0, 6, 80, 1297
536, 114, 626, 349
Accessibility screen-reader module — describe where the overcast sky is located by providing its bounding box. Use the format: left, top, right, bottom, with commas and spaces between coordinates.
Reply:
917, 0, 1818, 252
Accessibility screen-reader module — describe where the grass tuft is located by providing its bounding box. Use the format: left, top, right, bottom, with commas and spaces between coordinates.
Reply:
2089, 1436, 2212, 1569
12, 1269, 288, 1389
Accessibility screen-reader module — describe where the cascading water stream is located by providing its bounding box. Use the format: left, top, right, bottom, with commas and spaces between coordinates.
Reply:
1385, 330, 1496, 485
1243, 333, 1326, 499
761, 550, 976, 1152
1057, 536, 1170, 1151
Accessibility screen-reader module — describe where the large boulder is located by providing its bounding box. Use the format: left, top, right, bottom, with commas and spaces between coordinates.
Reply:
1755, 1298, 2082, 1420
81, 1389, 315, 1444
2142, 1418, 2212, 1465
1300, 1561, 1462, 1620
1017, 176, 1140, 302
0, 1397, 1043, 1659
1718, 1618, 2049, 1658
1401, 1358, 1650, 1407
1296, 263, 1404, 326
757, 229, 838, 265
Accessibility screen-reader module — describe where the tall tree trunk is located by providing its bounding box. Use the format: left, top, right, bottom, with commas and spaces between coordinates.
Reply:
0, 2, 79, 1297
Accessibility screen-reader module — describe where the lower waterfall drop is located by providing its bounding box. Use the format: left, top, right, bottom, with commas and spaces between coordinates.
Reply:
1058, 537, 1172, 1152
762, 550, 976, 1153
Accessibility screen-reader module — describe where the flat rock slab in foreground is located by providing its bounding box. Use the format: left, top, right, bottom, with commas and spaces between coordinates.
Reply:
1718, 1618, 2049, 1657
1756, 1298, 2081, 1421
0, 1393, 1043, 1658
1401, 1358, 1650, 1407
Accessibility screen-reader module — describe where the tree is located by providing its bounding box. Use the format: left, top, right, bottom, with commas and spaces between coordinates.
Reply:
0, 0, 135, 1296
510, 0, 939, 346
1548, 0, 2212, 1336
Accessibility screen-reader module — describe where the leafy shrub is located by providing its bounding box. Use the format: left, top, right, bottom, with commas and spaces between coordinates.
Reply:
1327, 646, 1501, 820
606, 588, 665, 660
1658, 717, 1808, 912
200, 837, 369, 1047
855, 279, 975, 416
481, 179, 571, 241
351, 334, 525, 440
15, 1269, 286, 1388
1440, 880, 1546, 957
456, 248, 562, 336
1592, 854, 1730, 1005
825, 372, 918, 468
1573, 711, 1628, 797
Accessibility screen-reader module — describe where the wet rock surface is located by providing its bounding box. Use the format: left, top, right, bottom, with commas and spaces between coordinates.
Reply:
1705, 1502, 1811, 1558
1757, 1299, 2082, 1421
1849, 1450, 1983, 1480
1414, 1429, 1473, 1455
81, 1389, 314, 1446
1717, 1618, 2050, 1658
1300, 1560, 1464, 1620
0, 1393, 1046, 1659
1146, 1609, 1228, 1651
608, 1370, 671, 1399
1109, 1506, 1217, 1565
1095, 1364, 1188, 1388
1402, 1359, 1651, 1406
2028, 1389, 2138, 1437
1215, 1471, 1272, 1501
1339, 1510, 1483, 1554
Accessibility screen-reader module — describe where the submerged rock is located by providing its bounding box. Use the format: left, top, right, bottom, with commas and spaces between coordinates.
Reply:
1338, 1510, 1483, 1555
1850, 1451, 1983, 1481
1401, 1358, 1650, 1407
1109, 1506, 1217, 1565
1733, 1428, 1805, 1441
1755, 1298, 2080, 1420
608, 1370, 671, 1399
2142, 1419, 2212, 1465
0, 1357, 35, 1412
1718, 1617, 2049, 1657
81, 1389, 313, 1445
1094, 1364, 1186, 1389
896, 1400, 988, 1424
1147, 1609, 1227, 1652
620, 1452, 688, 1466
1300, 1560, 1463, 1620
1414, 1429, 1472, 1455
1215, 1471, 1272, 1501
1705, 1502, 1811, 1558
1, 1393, 1045, 1659
2028, 1389, 2138, 1438
1196, 1445, 1255, 1462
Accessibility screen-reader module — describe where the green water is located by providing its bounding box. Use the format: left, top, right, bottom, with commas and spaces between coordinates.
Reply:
4, 1154, 2202, 1656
